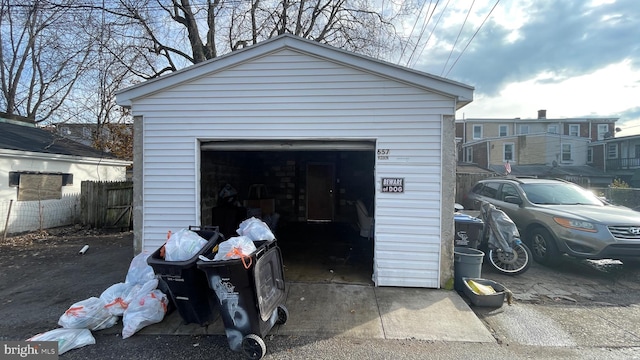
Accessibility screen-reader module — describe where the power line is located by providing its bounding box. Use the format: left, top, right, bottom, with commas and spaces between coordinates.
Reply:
411, 0, 451, 68
444, 0, 500, 78
405, 0, 439, 67
398, 0, 430, 64
441, 0, 475, 77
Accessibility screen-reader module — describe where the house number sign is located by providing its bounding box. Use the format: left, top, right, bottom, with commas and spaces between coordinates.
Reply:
382, 178, 404, 193
377, 148, 390, 160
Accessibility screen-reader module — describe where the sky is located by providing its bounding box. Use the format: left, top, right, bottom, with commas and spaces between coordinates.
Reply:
399, 0, 640, 136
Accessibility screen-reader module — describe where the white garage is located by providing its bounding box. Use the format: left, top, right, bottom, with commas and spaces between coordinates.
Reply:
116, 34, 473, 288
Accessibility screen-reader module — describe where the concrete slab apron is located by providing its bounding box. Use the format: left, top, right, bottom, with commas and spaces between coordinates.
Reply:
277, 283, 384, 338
139, 283, 494, 343
374, 287, 494, 342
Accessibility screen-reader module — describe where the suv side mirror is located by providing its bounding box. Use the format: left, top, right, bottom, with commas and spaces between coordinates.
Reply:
504, 196, 523, 205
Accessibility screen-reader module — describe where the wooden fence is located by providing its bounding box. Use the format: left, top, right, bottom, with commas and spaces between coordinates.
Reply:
81, 181, 133, 230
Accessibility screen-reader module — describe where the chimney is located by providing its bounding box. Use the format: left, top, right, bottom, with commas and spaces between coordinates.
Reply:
537, 109, 547, 119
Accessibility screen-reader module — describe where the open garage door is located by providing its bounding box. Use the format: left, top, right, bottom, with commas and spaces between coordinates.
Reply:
200, 140, 375, 284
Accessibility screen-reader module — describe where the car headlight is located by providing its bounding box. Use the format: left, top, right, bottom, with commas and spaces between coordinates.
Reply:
553, 217, 597, 232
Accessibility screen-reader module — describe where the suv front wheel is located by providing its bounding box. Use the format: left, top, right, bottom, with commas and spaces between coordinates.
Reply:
529, 227, 560, 265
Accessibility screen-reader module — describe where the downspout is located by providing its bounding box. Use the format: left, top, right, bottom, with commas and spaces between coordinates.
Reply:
603, 141, 607, 172
487, 140, 491, 169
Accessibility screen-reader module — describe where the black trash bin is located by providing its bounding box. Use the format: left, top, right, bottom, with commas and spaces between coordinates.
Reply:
197, 239, 288, 360
147, 226, 224, 326
454, 213, 484, 248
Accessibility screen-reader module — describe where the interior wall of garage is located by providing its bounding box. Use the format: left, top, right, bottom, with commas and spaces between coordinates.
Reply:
200, 150, 375, 230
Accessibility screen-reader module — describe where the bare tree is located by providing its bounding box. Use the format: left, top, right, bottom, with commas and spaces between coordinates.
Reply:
85, 0, 413, 79
0, 0, 94, 123
3, 0, 417, 136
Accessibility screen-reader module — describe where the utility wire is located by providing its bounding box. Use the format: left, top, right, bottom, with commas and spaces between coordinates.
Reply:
405, 0, 439, 67
441, 0, 475, 77
444, 0, 500, 78
398, 0, 431, 65
411, 0, 451, 68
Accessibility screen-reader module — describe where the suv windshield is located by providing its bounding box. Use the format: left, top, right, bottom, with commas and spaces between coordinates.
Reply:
520, 183, 604, 206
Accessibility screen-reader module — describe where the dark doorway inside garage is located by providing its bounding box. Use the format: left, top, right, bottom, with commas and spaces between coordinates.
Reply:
200, 141, 375, 284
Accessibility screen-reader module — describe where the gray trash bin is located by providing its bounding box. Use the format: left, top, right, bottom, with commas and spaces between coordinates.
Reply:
454, 247, 484, 292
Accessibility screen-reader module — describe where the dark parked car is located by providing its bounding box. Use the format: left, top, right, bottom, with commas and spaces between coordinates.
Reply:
463, 177, 640, 264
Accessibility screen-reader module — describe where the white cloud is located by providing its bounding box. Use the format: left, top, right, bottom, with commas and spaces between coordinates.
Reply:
457, 59, 640, 132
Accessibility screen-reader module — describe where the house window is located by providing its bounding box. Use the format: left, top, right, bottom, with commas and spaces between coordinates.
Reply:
499, 125, 508, 137
607, 144, 618, 159
569, 124, 580, 137
587, 148, 593, 163
547, 124, 559, 134
61, 126, 71, 135
519, 125, 529, 135
635, 144, 640, 157
503, 143, 514, 162
82, 127, 91, 138
464, 147, 473, 163
598, 124, 609, 140
562, 144, 572, 161
473, 125, 483, 140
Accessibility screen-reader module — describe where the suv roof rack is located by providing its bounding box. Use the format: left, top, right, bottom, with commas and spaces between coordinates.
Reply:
492, 175, 538, 183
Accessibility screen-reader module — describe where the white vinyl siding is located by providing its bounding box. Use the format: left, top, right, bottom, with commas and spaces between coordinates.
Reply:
519, 125, 529, 135
136, 49, 453, 288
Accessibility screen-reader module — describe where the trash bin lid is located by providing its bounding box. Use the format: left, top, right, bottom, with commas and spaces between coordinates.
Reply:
454, 213, 483, 224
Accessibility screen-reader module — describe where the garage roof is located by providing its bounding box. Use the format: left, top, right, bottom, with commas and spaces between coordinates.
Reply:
116, 34, 474, 109
0, 121, 120, 160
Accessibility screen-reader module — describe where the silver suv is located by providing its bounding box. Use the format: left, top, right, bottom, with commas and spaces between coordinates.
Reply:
463, 177, 640, 264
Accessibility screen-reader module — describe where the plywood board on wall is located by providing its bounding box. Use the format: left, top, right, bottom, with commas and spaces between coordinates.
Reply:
18, 174, 62, 201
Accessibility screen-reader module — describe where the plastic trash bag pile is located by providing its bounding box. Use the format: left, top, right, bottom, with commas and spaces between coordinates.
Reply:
26, 251, 168, 354
200, 217, 275, 265
25, 222, 273, 355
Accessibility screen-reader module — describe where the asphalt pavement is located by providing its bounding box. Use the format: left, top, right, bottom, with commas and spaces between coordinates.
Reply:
3, 229, 640, 359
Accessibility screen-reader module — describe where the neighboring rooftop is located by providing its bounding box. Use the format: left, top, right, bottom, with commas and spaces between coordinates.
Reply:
0, 117, 117, 159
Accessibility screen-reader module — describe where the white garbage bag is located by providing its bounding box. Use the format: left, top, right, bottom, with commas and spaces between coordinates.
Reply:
27, 328, 95, 355
100, 282, 140, 316
164, 228, 208, 261
213, 236, 257, 261
58, 297, 118, 331
121, 287, 168, 339
125, 252, 155, 285
236, 217, 275, 241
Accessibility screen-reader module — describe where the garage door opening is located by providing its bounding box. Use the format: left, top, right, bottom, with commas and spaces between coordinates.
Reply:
200, 140, 375, 285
